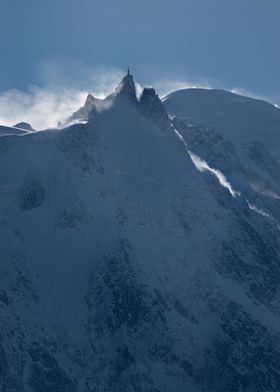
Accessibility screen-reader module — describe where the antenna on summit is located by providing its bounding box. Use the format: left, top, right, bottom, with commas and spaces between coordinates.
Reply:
127, 66, 131, 76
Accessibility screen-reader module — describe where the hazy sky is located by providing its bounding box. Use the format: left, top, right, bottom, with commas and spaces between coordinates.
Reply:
0, 0, 279, 100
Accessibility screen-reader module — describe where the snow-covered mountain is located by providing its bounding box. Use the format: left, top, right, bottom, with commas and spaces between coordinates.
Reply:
163, 88, 280, 151
164, 89, 280, 225
1, 73, 280, 391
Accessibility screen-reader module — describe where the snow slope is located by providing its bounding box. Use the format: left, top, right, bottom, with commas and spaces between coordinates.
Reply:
0, 125, 29, 137
0, 77, 280, 391
164, 89, 280, 226
163, 88, 280, 152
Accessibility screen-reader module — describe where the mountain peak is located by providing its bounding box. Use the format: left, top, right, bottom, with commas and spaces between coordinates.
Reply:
115, 68, 137, 101
85, 93, 98, 107
140, 87, 169, 122
65, 94, 98, 125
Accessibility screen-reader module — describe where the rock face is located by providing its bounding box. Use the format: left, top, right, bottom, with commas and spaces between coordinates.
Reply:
114, 69, 137, 101
65, 94, 99, 124
0, 75, 280, 391
140, 87, 169, 122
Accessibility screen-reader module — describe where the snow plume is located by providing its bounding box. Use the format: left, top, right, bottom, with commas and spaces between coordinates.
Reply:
146, 63, 280, 107
250, 183, 280, 201
230, 87, 267, 102
173, 127, 239, 197
39, 60, 124, 99
188, 151, 240, 197
156, 79, 212, 99
0, 87, 87, 130
231, 87, 280, 109
247, 201, 272, 219
0, 64, 126, 130
134, 64, 214, 98
40, 60, 146, 100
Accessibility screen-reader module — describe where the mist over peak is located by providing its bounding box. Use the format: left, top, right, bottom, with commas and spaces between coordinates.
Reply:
0, 62, 278, 131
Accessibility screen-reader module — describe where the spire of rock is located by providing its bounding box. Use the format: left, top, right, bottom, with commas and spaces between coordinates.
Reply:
66, 94, 98, 124
140, 87, 169, 122
115, 68, 137, 101
85, 93, 98, 108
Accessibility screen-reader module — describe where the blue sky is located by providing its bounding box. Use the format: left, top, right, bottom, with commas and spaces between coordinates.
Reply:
0, 0, 279, 127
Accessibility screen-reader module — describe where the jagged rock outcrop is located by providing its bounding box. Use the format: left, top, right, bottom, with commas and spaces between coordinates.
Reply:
64, 94, 99, 125
114, 68, 137, 101
140, 87, 169, 122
